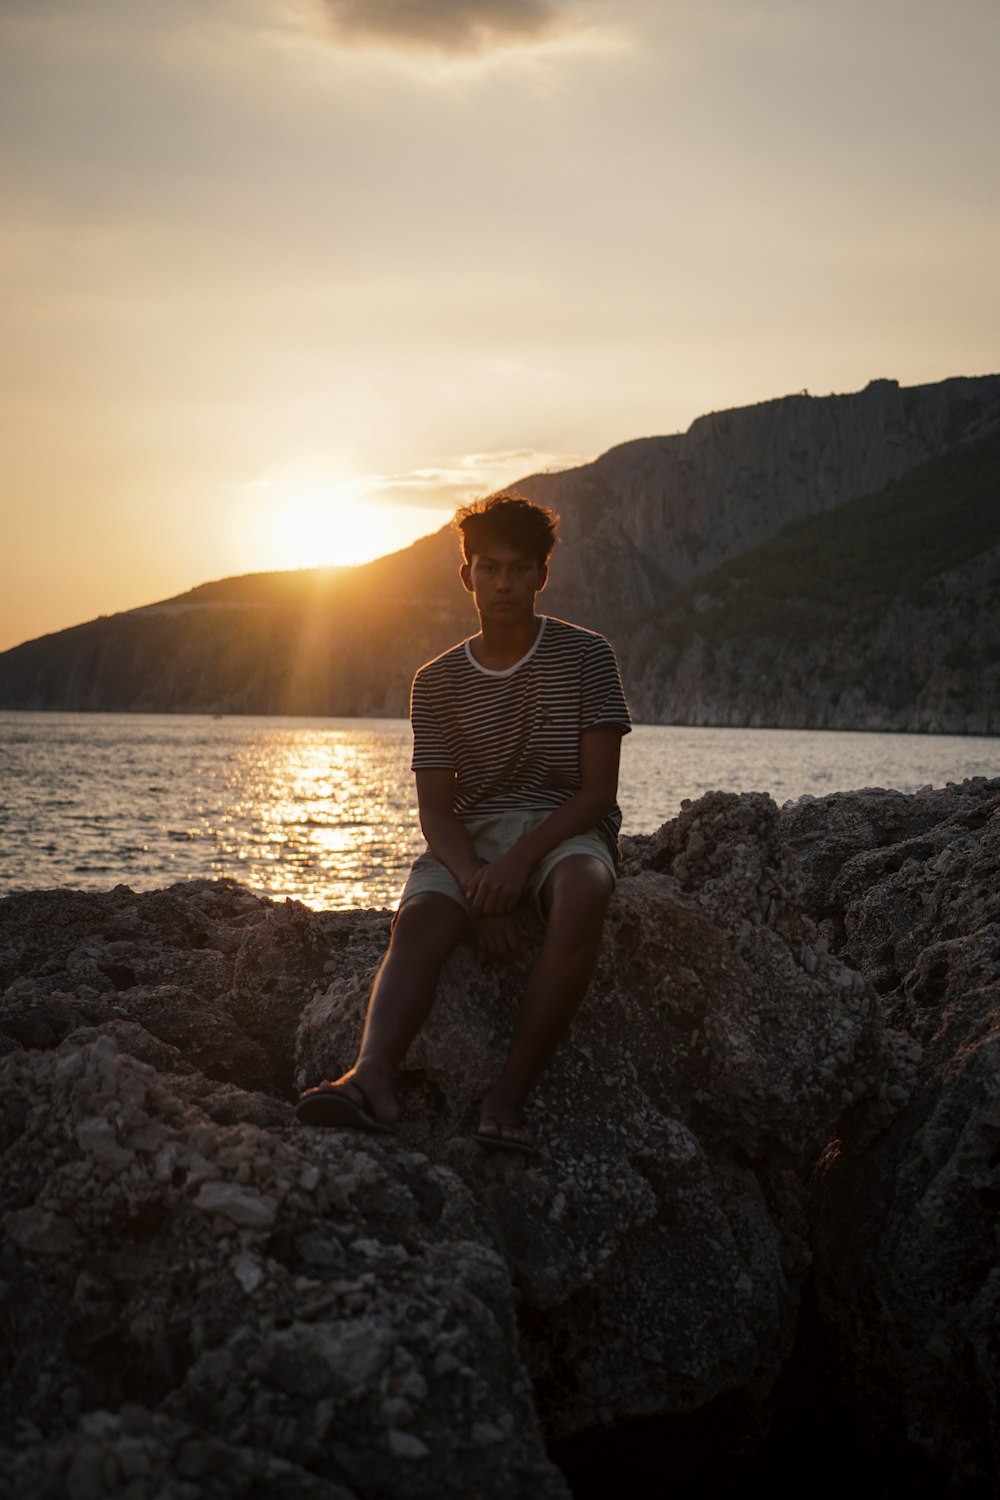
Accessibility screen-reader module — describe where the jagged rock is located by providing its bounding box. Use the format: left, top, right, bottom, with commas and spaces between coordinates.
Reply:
297, 791, 899, 1449
2, 781, 998, 1492
0, 1036, 567, 1500
0, 882, 277, 1091
781, 777, 1000, 993
228, 905, 387, 1096
0, 883, 252, 993
3, 1406, 359, 1499
782, 777, 1000, 1494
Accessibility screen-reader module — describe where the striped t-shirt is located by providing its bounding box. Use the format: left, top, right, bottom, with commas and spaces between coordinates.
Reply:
410, 615, 632, 857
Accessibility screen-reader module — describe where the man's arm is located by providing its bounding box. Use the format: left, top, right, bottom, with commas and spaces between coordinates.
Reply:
415, 768, 484, 888
464, 727, 624, 916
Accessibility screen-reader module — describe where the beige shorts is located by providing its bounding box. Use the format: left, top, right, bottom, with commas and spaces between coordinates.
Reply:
398, 808, 617, 916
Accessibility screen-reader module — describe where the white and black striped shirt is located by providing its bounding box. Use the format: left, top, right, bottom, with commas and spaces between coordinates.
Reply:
410, 615, 631, 855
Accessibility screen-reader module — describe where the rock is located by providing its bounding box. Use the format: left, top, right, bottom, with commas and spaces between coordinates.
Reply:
228, 904, 388, 1094
782, 777, 1000, 1495
1, 779, 997, 1492
193, 1180, 278, 1230
296, 790, 897, 1451
0, 881, 275, 1090
1, 1408, 359, 1498
0, 1037, 569, 1498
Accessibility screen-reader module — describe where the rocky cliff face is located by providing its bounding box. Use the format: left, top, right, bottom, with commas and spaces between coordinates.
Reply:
620, 422, 1000, 733
624, 541, 1000, 733
782, 777, 1000, 1492
2, 778, 998, 1494
522, 374, 1000, 630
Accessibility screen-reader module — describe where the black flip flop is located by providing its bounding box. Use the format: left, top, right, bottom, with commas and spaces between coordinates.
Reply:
473, 1116, 534, 1158
295, 1081, 399, 1135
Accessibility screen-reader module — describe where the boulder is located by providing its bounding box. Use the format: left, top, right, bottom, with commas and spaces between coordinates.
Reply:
7, 781, 999, 1493
783, 777, 1000, 1495
0, 1036, 565, 1499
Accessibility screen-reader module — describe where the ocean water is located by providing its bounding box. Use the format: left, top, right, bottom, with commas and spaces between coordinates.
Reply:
1, 712, 998, 911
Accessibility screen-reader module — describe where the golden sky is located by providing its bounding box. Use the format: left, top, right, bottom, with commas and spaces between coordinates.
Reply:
2, 0, 998, 652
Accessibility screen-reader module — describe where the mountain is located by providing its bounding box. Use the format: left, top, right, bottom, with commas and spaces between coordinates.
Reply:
1, 373, 998, 725
516, 373, 1000, 632
0, 534, 477, 717
621, 428, 1000, 732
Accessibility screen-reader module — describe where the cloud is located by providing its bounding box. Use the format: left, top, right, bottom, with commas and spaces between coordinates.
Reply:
316, 0, 572, 56
352, 447, 586, 509
256, 449, 585, 520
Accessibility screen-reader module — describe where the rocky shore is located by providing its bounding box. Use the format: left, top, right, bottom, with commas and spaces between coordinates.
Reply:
1, 777, 998, 1497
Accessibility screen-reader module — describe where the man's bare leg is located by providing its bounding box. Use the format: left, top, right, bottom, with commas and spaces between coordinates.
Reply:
478, 854, 613, 1146
301, 892, 468, 1126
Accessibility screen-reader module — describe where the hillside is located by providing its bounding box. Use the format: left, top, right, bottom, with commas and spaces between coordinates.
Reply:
621, 429, 1000, 732
519, 372, 1000, 630
1, 373, 999, 724
0, 531, 474, 717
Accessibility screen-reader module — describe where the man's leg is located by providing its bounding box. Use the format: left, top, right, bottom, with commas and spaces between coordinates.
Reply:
300, 892, 468, 1127
478, 853, 613, 1145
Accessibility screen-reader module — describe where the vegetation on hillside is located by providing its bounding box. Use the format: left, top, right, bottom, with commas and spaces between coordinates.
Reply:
639, 429, 1000, 649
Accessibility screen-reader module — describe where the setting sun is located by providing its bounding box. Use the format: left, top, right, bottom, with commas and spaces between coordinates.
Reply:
258, 482, 445, 570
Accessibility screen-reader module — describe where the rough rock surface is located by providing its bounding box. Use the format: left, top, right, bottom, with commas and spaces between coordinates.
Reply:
298, 792, 904, 1454
1, 779, 997, 1494
622, 540, 1000, 735
527, 374, 1000, 625
781, 776, 1000, 1495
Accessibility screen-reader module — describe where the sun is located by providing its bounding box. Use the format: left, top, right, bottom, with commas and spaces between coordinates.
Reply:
262, 482, 408, 570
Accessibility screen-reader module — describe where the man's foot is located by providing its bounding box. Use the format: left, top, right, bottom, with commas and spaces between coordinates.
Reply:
295, 1077, 399, 1135
474, 1114, 534, 1157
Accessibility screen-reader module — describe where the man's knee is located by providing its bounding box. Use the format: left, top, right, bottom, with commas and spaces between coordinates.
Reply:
390, 892, 469, 959
541, 855, 614, 926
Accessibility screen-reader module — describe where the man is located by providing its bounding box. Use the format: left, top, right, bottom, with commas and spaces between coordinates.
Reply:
296, 493, 631, 1154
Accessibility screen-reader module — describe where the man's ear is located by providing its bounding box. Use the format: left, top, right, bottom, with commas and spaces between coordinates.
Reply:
536, 563, 548, 594
460, 562, 473, 593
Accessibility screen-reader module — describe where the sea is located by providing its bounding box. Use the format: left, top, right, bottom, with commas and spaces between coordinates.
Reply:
1, 711, 998, 911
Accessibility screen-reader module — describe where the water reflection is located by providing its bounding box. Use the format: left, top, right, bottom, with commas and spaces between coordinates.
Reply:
199, 725, 422, 909
1, 713, 997, 911
0, 714, 423, 911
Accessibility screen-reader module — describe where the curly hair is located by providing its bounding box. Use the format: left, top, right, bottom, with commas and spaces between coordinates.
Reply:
453, 492, 559, 567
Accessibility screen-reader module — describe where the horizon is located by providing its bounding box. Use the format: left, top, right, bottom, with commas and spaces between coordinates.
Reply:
3, 0, 999, 653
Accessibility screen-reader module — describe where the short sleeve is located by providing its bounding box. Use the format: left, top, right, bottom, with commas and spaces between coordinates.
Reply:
410, 667, 455, 771
580, 635, 632, 735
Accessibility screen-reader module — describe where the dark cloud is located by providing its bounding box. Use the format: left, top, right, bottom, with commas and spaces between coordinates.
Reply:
318, 0, 570, 57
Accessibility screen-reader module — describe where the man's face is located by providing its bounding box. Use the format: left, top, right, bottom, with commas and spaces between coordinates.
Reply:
460, 542, 547, 623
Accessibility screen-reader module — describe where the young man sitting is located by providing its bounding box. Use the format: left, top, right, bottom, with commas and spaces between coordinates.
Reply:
296, 492, 631, 1154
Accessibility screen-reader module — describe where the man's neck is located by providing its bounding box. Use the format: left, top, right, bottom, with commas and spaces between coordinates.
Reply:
469, 613, 542, 671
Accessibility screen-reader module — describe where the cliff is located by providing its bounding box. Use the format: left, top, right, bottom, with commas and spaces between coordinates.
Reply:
622, 428, 1000, 731
1, 373, 998, 725
2, 777, 999, 1494
519, 373, 1000, 630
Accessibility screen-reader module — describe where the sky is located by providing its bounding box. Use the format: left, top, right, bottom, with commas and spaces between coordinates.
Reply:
1, 0, 998, 652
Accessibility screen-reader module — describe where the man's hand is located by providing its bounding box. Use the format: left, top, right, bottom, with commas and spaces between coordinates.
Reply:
465, 846, 533, 915
471, 910, 524, 959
